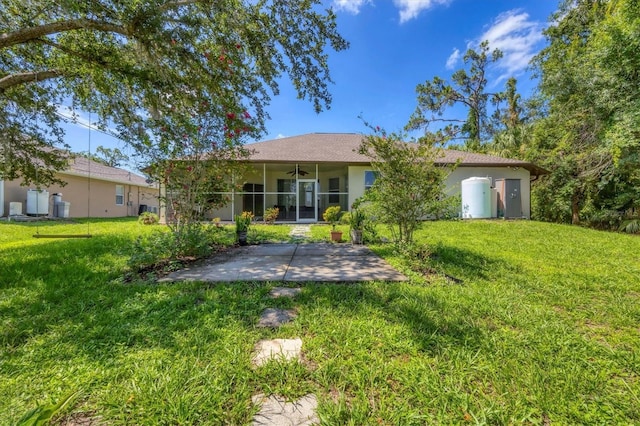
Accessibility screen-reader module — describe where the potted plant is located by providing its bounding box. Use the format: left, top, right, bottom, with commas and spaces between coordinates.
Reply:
235, 211, 254, 245
349, 208, 365, 244
323, 205, 343, 242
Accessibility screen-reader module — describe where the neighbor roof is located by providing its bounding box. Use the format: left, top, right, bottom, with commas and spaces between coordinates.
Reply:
246, 133, 547, 175
63, 156, 153, 187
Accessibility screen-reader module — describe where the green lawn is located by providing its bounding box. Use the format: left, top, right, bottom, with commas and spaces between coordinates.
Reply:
1, 218, 639, 424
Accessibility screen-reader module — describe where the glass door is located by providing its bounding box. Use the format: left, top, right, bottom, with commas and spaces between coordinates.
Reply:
297, 180, 317, 221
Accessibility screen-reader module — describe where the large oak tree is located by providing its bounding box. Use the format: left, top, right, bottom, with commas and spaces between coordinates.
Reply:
0, 0, 348, 186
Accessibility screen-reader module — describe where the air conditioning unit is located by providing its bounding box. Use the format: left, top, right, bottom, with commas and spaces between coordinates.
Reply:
9, 202, 22, 216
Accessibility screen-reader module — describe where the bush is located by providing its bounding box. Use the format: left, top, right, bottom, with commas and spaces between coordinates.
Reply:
323, 206, 342, 229
138, 211, 159, 225
264, 207, 279, 224
128, 223, 223, 272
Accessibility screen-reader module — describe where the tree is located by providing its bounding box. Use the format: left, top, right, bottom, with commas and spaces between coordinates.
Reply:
83, 145, 129, 168
357, 125, 449, 245
530, 0, 639, 226
407, 41, 503, 151
0, 0, 349, 186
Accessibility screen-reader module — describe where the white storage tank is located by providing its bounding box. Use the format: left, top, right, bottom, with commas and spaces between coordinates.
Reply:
26, 189, 49, 216
461, 177, 492, 219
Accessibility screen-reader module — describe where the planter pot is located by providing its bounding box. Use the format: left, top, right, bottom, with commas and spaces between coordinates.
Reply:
237, 230, 248, 246
350, 229, 363, 244
330, 230, 343, 242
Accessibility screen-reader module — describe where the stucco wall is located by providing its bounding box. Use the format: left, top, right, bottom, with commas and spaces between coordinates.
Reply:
348, 165, 531, 219
1, 175, 159, 218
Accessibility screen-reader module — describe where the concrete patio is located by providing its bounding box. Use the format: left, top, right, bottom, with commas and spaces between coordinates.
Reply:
159, 243, 407, 283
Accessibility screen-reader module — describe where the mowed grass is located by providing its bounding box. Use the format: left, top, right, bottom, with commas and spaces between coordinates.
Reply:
1, 219, 639, 424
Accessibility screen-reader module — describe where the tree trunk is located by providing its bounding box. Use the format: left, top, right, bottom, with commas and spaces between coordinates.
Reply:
571, 193, 581, 225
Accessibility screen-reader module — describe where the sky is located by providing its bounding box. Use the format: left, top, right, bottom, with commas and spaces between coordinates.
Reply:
59, 0, 559, 171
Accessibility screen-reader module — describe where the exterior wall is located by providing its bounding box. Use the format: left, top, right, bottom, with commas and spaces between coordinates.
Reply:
347, 165, 370, 209
2, 175, 159, 218
162, 162, 532, 222
445, 166, 531, 218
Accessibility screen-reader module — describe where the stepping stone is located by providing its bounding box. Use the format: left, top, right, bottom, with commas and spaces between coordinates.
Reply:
289, 225, 311, 241
252, 338, 303, 367
258, 308, 297, 328
252, 394, 318, 426
269, 287, 302, 299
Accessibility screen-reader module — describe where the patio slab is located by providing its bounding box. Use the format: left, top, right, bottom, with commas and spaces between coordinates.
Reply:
159, 243, 407, 283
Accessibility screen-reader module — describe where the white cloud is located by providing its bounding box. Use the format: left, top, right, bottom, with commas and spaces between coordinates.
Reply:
476, 9, 545, 76
393, 0, 450, 24
276, 133, 286, 139
332, 0, 371, 14
446, 48, 461, 70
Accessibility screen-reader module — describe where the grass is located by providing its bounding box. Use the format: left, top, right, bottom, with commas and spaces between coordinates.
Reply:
1, 218, 639, 424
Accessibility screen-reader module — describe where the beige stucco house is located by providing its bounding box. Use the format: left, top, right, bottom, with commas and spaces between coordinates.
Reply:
1, 156, 159, 218
168, 133, 545, 223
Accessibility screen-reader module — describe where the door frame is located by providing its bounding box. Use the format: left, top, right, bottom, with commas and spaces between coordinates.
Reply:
297, 179, 317, 222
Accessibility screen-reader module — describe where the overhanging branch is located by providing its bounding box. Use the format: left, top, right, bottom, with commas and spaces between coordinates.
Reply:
0, 70, 60, 91
0, 19, 130, 49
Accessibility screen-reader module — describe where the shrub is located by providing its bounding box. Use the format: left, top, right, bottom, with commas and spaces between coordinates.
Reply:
264, 207, 279, 224
235, 211, 254, 232
138, 211, 159, 225
128, 223, 223, 272
323, 206, 342, 230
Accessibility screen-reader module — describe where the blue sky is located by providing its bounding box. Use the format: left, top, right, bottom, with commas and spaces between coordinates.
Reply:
60, 0, 559, 168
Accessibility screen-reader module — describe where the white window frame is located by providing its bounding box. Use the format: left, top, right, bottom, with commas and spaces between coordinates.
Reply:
115, 185, 125, 206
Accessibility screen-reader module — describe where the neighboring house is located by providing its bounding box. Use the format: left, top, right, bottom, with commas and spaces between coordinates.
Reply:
181, 133, 546, 223
1, 155, 159, 218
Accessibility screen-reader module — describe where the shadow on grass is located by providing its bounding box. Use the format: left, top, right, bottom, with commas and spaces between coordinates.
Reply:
296, 283, 485, 354
373, 241, 519, 283
0, 234, 264, 361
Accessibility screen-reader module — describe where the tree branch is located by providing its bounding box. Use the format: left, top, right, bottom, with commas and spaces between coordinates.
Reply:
0, 19, 130, 49
0, 70, 61, 92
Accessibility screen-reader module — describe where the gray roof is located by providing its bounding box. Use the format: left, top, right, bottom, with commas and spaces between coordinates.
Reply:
63, 156, 153, 187
246, 133, 547, 175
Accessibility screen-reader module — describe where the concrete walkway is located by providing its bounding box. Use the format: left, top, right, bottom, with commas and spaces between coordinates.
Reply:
159, 243, 407, 283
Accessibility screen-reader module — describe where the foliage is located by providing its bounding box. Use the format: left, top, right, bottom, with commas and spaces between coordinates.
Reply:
322, 205, 342, 230
0, 0, 348, 186
138, 211, 159, 225
529, 0, 640, 225
16, 392, 79, 426
348, 208, 366, 231
619, 218, 640, 234
407, 41, 503, 151
357, 126, 449, 245
81, 145, 130, 168
128, 222, 224, 272
234, 211, 254, 233
263, 207, 279, 224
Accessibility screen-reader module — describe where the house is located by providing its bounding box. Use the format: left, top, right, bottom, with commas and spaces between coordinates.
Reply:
1, 155, 159, 218
160, 133, 546, 223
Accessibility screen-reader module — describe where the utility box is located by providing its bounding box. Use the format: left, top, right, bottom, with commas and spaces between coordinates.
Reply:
54, 202, 71, 218
495, 179, 522, 218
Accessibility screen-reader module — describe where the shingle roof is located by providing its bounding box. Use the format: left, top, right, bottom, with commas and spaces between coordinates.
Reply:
62, 156, 153, 187
246, 133, 547, 175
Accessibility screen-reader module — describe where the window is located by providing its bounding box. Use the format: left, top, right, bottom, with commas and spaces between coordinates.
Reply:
364, 171, 377, 191
115, 185, 124, 206
328, 177, 340, 203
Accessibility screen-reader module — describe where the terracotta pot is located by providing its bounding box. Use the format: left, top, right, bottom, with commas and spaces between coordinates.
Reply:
330, 230, 343, 242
